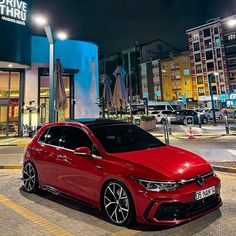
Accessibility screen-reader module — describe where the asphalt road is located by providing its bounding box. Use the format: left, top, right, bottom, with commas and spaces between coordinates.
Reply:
0, 170, 235, 236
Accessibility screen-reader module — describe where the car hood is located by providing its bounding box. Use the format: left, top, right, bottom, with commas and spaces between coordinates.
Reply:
113, 145, 212, 181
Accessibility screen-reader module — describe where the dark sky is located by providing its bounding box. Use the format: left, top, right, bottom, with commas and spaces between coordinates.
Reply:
32, 0, 236, 56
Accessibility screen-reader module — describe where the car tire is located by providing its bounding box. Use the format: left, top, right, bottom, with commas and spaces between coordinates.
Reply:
103, 180, 135, 226
22, 162, 39, 193
183, 118, 187, 125
202, 117, 208, 124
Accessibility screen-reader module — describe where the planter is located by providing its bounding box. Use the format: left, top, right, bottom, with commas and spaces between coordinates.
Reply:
140, 120, 156, 131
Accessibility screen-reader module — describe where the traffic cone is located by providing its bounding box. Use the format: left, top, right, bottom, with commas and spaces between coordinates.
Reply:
188, 126, 195, 139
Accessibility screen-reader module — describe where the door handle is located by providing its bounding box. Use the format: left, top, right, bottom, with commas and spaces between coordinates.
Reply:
32, 148, 42, 153
57, 155, 72, 162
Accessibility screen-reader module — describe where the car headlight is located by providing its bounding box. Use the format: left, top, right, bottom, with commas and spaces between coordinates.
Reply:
137, 179, 180, 192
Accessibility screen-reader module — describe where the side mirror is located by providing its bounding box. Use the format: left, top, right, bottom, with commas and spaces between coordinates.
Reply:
74, 147, 91, 157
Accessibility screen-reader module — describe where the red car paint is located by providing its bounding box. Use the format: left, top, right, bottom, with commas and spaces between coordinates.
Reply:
23, 120, 222, 226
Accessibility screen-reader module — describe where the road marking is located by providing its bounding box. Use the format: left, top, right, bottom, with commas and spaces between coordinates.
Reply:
0, 194, 75, 236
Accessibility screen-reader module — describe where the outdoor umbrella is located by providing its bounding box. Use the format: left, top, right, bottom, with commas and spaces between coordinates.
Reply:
55, 59, 67, 113
112, 66, 128, 117
103, 75, 113, 116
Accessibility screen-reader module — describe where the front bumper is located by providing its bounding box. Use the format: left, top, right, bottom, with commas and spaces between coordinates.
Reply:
133, 175, 222, 226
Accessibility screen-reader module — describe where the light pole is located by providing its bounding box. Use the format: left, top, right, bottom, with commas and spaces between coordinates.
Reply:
208, 72, 219, 126
33, 15, 67, 123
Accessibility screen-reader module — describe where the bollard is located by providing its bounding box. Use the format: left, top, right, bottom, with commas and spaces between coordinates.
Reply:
224, 115, 230, 135
198, 113, 202, 128
163, 121, 169, 145
167, 116, 172, 135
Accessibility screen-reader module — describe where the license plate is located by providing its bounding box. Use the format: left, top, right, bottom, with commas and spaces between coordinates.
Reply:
194, 186, 216, 201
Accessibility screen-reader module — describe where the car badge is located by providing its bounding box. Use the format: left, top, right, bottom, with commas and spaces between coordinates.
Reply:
196, 175, 205, 186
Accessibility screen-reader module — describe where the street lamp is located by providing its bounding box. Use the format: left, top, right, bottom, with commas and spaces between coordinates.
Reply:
33, 15, 68, 123
208, 72, 219, 126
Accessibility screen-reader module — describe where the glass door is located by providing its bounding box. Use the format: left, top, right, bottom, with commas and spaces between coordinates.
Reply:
0, 71, 20, 137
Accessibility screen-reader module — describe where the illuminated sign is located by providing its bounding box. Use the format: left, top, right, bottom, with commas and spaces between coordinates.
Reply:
0, 0, 28, 25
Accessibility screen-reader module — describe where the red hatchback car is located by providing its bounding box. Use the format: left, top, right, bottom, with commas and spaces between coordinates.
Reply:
22, 119, 222, 226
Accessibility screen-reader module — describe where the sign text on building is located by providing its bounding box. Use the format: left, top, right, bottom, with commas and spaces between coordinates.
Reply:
0, 0, 27, 25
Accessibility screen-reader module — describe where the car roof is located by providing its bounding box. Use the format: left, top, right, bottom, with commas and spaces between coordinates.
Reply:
67, 118, 127, 127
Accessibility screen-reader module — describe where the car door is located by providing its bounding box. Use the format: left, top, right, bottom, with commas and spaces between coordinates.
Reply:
57, 126, 104, 204
35, 126, 64, 188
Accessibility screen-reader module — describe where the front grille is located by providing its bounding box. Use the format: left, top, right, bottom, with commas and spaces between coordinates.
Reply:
154, 194, 221, 221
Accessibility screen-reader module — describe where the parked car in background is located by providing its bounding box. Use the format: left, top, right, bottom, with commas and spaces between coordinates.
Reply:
150, 110, 177, 123
148, 101, 182, 112
173, 109, 208, 125
204, 108, 224, 120
22, 118, 222, 227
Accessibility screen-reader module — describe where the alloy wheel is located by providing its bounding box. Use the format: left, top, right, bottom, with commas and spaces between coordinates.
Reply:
23, 162, 38, 192
104, 182, 130, 225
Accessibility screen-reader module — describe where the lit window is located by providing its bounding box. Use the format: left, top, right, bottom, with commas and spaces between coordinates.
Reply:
228, 34, 236, 41
215, 37, 221, 46
198, 87, 205, 96
193, 33, 199, 41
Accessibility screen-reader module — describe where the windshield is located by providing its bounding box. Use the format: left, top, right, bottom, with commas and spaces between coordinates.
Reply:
89, 124, 165, 153
171, 105, 182, 111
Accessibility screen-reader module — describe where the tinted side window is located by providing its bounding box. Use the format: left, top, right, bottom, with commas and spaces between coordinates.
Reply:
38, 128, 49, 143
45, 126, 64, 146
155, 105, 166, 110
61, 126, 92, 150
162, 111, 171, 115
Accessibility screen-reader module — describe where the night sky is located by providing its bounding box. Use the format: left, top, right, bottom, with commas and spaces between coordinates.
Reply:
32, 0, 236, 56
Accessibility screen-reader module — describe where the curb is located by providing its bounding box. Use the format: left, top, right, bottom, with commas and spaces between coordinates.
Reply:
0, 164, 22, 169
212, 165, 236, 174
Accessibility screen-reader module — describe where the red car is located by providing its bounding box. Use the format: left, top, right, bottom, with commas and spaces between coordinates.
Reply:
22, 119, 222, 226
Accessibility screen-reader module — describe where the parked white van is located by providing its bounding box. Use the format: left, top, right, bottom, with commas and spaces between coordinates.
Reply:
148, 101, 182, 112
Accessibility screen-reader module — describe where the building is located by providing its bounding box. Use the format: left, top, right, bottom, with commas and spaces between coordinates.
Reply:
0, 0, 99, 137
186, 17, 231, 108
221, 16, 236, 105
139, 39, 179, 101
140, 59, 162, 101
99, 47, 141, 102
160, 51, 194, 107
99, 39, 179, 102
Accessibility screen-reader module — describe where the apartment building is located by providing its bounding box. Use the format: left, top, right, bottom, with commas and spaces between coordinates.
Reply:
160, 52, 194, 107
186, 16, 236, 108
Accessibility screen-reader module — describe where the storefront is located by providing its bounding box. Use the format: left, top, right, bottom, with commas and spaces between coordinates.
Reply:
0, 0, 99, 137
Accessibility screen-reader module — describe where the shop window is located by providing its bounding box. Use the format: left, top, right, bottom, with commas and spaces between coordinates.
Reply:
215, 37, 221, 46
198, 87, 205, 96
193, 42, 200, 51
39, 75, 71, 124
194, 53, 201, 62
206, 51, 213, 60
203, 28, 211, 37
205, 39, 212, 49
207, 62, 214, 71
197, 76, 204, 84
196, 64, 202, 73
216, 48, 221, 58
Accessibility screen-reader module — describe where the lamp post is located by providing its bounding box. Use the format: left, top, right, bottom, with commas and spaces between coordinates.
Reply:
33, 15, 67, 123
208, 72, 219, 126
